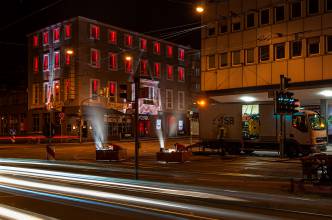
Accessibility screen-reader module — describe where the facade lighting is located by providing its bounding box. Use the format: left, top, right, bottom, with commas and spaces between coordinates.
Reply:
319, 90, 332, 97
240, 96, 256, 102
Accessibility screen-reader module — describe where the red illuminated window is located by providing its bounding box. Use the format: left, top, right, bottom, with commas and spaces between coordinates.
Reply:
43, 32, 49, 45
109, 81, 116, 96
178, 67, 185, 81
54, 81, 60, 102
54, 51, 60, 69
53, 28, 60, 43
140, 59, 148, 75
33, 56, 39, 72
108, 30, 117, 44
43, 54, 49, 71
154, 42, 161, 55
90, 24, 100, 40
33, 35, 39, 47
65, 53, 71, 65
91, 79, 100, 99
109, 53, 118, 70
140, 38, 147, 51
125, 34, 133, 47
166, 65, 173, 80
125, 58, 133, 73
64, 24, 71, 39
90, 48, 100, 67
178, 48, 185, 61
154, 63, 161, 78
166, 45, 173, 57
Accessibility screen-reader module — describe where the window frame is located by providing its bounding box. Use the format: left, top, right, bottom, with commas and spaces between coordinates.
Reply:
165, 89, 173, 110
178, 48, 185, 61
207, 54, 216, 69
178, 66, 185, 82
166, 64, 174, 80
274, 43, 286, 60
232, 50, 241, 66
43, 31, 49, 46
246, 48, 255, 64
90, 48, 100, 68
43, 53, 49, 72
290, 40, 303, 58
90, 24, 100, 40
139, 38, 147, 51
54, 51, 60, 69
260, 8, 270, 26
274, 5, 285, 23
124, 57, 133, 73
108, 30, 117, 45
232, 22, 241, 32
166, 45, 173, 58
108, 81, 117, 102
153, 41, 161, 55
219, 52, 228, 67
140, 59, 148, 76
108, 52, 118, 71
154, 62, 161, 78
178, 91, 185, 111
90, 79, 100, 100
53, 27, 60, 43
307, 37, 320, 56
326, 35, 332, 53
124, 34, 133, 48
64, 24, 72, 40
219, 20, 228, 34
33, 35, 39, 48
246, 13, 255, 29
291, 1, 302, 19
33, 56, 39, 72
259, 45, 270, 62
308, 0, 320, 15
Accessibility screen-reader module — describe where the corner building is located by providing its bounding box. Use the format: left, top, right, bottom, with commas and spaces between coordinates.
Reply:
201, 0, 332, 139
27, 17, 200, 140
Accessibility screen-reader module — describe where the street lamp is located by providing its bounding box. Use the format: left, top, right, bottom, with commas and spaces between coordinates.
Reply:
66, 49, 74, 55
196, 5, 204, 14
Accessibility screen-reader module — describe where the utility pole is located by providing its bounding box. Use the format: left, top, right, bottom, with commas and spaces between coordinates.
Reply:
134, 69, 140, 180
279, 75, 286, 158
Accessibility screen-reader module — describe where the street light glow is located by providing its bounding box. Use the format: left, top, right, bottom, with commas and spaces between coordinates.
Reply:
197, 99, 207, 107
240, 96, 256, 102
66, 49, 74, 55
319, 90, 332, 97
196, 6, 204, 13
125, 56, 132, 61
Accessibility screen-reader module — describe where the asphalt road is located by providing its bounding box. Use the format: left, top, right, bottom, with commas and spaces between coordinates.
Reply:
0, 160, 331, 220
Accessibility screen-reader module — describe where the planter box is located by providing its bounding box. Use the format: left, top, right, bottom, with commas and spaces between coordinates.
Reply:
156, 151, 192, 163
96, 149, 127, 161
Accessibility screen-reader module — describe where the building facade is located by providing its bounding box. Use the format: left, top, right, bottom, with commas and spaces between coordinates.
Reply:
201, 0, 332, 138
27, 16, 200, 140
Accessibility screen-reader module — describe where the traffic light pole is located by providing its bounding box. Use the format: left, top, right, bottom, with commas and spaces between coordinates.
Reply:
279, 75, 285, 158
134, 72, 140, 180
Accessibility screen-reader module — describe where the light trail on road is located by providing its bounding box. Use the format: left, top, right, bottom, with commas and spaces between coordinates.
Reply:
0, 204, 56, 220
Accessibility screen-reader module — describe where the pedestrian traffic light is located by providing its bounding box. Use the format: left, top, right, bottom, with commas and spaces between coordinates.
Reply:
119, 84, 127, 99
275, 91, 300, 114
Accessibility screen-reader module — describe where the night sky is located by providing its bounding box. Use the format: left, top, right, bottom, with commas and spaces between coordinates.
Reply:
0, 0, 200, 89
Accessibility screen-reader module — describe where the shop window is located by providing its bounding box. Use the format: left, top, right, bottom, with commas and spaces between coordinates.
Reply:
90, 24, 100, 40
307, 37, 320, 56
291, 40, 302, 57
308, 0, 319, 15
275, 5, 285, 23
246, 48, 254, 64
259, 45, 270, 62
219, 52, 228, 67
274, 43, 285, 60
246, 13, 255, 28
291, 1, 302, 18
207, 54, 216, 69
109, 30, 117, 44
260, 9, 270, 25
232, 50, 241, 66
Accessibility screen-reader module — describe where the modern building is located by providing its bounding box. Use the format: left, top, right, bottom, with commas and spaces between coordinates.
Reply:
201, 0, 332, 139
27, 16, 200, 140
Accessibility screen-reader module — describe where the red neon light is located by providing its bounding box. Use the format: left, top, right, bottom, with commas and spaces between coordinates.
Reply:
109, 31, 117, 44
33, 56, 39, 72
33, 35, 39, 47
65, 24, 71, 39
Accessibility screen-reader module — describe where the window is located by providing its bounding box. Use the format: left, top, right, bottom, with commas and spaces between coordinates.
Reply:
208, 27, 215, 36
166, 89, 173, 109
32, 84, 39, 105
246, 48, 255, 64
43, 31, 49, 45
90, 79, 100, 100
291, 1, 302, 18
32, 114, 39, 132
43, 54, 49, 71
125, 57, 133, 73
166, 45, 173, 57
274, 43, 285, 60
178, 48, 185, 61
140, 38, 147, 51
232, 22, 241, 32
327, 0, 332, 11
140, 59, 148, 75
259, 45, 270, 61
219, 20, 228, 33
53, 81, 60, 103
33, 56, 39, 72
292, 115, 308, 132
108, 81, 117, 100
166, 65, 173, 80
53, 27, 60, 43
275, 5, 285, 22
232, 50, 241, 65
308, 0, 319, 14
90, 25, 100, 40
90, 49, 100, 67
109, 53, 118, 70
246, 13, 255, 28
154, 63, 161, 78
43, 82, 49, 104
64, 24, 71, 39
291, 40, 302, 57
307, 37, 320, 55
108, 30, 117, 44
65, 53, 71, 65
178, 67, 185, 81
327, 36, 332, 52
33, 35, 39, 47
54, 51, 60, 69
219, 52, 228, 67
208, 54, 216, 69
178, 91, 185, 110
153, 42, 161, 55
124, 34, 133, 47
260, 9, 270, 25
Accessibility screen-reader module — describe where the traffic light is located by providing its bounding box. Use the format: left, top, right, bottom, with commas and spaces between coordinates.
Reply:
275, 91, 300, 114
119, 84, 127, 99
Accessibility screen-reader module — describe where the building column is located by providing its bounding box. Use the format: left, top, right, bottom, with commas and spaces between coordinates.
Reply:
320, 99, 329, 142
